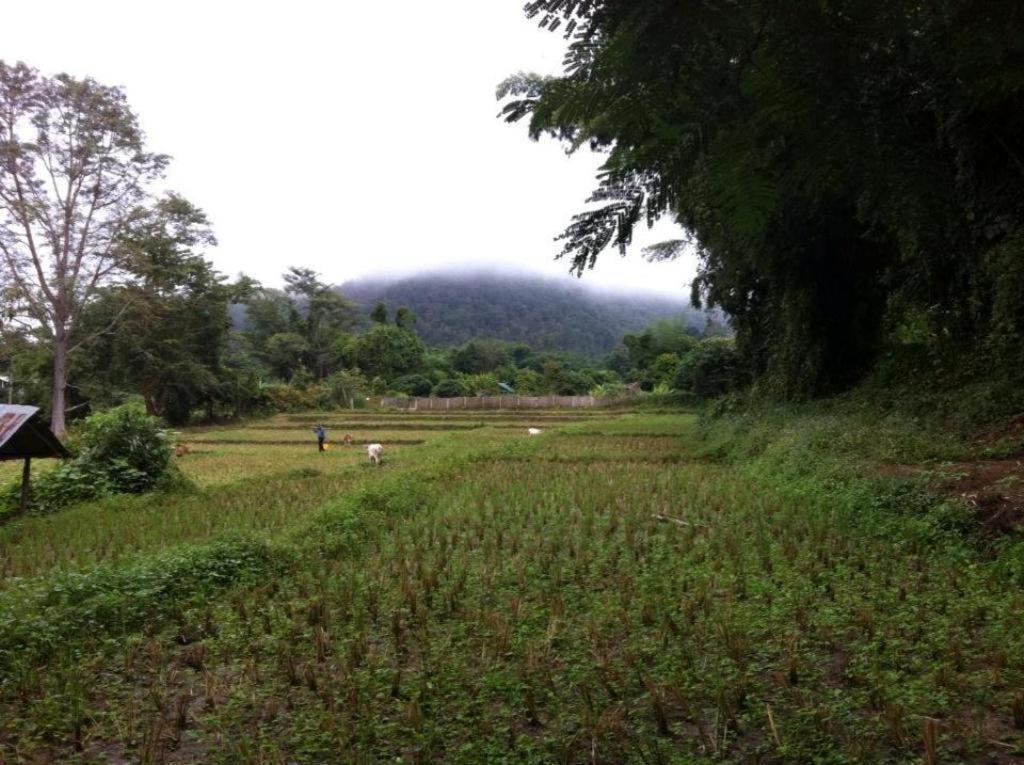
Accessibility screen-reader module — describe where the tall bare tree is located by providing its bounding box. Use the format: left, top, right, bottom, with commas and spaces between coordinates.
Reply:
0, 61, 167, 434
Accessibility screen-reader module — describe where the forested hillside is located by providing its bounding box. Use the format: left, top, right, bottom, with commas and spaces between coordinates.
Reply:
339, 272, 702, 356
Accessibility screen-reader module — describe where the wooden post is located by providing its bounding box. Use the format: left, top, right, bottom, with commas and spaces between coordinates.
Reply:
19, 457, 30, 515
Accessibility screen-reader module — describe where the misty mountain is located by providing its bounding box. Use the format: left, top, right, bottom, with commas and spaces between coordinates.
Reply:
338, 272, 703, 357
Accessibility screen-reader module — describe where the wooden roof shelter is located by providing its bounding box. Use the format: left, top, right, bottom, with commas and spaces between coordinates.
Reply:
0, 405, 69, 516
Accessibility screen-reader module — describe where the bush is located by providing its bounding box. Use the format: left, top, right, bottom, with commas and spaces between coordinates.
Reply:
391, 374, 433, 397
2, 405, 188, 516
512, 368, 545, 395
452, 340, 511, 374
649, 352, 682, 388
551, 370, 593, 395
0, 537, 284, 671
76, 406, 174, 494
327, 370, 368, 408
257, 383, 332, 412
432, 378, 469, 398
458, 373, 501, 395
675, 338, 749, 398
289, 366, 315, 389
590, 381, 629, 397
353, 325, 425, 378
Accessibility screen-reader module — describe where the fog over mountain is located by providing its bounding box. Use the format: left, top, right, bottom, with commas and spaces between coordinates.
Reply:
339, 271, 705, 357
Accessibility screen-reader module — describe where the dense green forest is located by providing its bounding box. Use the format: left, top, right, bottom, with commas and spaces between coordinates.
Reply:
337, 272, 705, 356
3, 253, 734, 425
500, 0, 1024, 411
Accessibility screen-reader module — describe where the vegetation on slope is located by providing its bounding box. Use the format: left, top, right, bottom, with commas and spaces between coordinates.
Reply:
339, 272, 703, 356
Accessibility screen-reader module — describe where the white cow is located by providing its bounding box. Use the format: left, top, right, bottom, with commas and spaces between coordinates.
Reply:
367, 443, 384, 465
527, 428, 542, 436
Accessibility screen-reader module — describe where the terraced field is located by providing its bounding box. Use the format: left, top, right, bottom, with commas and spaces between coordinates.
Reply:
1, 408, 1023, 763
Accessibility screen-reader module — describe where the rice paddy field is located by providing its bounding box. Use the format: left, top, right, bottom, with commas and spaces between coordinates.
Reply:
1, 407, 1024, 763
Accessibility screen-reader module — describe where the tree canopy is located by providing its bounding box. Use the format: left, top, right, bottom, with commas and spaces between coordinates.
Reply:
501, 1, 1024, 395
341, 273, 699, 357
0, 61, 170, 432
73, 196, 250, 424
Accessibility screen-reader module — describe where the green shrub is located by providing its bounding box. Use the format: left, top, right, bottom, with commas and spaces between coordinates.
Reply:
391, 374, 433, 397
649, 352, 682, 388
0, 537, 284, 672
289, 366, 315, 389
675, 337, 749, 398
457, 372, 501, 395
2, 405, 188, 516
311, 475, 431, 557
76, 406, 173, 494
327, 370, 368, 408
512, 368, 545, 394
551, 369, 593, 395
589, 381, 629, 397
257, 383, 332, 412
432, 378, 469, 398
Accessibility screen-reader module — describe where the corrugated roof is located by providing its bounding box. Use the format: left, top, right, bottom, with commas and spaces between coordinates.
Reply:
0, 405, 69, 461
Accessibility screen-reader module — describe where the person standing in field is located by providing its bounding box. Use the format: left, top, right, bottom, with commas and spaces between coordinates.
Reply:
313, 424, 327, 452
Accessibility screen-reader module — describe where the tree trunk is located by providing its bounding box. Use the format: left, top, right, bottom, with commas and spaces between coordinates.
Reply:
19, 457, 31, 515
51, 328, 68, 437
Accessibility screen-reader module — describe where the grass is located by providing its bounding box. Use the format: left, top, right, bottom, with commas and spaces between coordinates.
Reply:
1, 406, 1023, 762
184, 427, 441, 444
177, 443, 367, 487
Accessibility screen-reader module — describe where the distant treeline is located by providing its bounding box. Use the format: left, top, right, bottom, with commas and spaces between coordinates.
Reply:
336, 272, 706, 357
3, 258, 737, 426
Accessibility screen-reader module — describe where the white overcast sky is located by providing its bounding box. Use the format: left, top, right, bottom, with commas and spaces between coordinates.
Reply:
4, 1, 697, 298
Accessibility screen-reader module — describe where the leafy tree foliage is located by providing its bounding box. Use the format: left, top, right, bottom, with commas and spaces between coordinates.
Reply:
327, 369, 369, 409
452, 339, 511, 374
342, 273, 700, 357
394, 306, 416, 330
674, 338, 749, 398
370, 302, 389, 325
0, 62, 170, 433
353, 324, 425, 379
502, 1, 1024, 394
432, 378, 469, 398
73, 197, 250, 424
391, 374, 433, 397
243, 290, 301, 349
512, 368, 545, 395
616, 319, 698, 374
649, 353, 682, 389
236, 269, 356, 384
264, 333, 311, 382
283, 267, 357, 378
